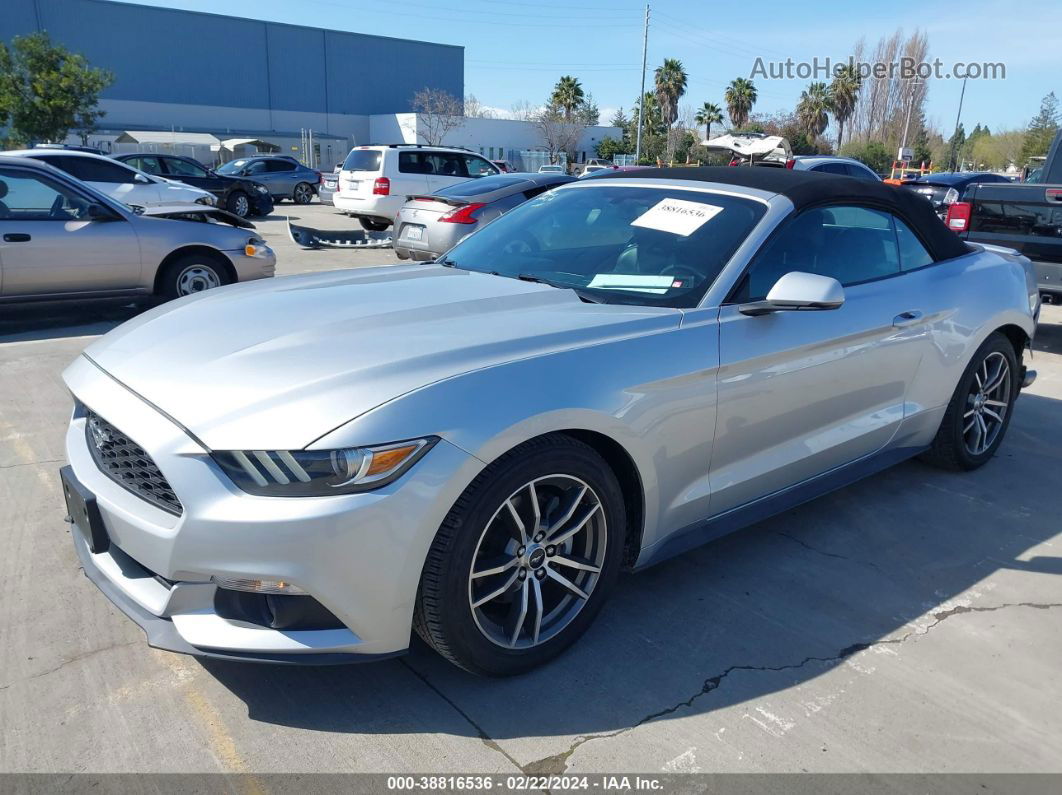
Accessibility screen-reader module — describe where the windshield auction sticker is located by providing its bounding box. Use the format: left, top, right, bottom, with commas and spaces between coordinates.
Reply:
631, 198, 723, 236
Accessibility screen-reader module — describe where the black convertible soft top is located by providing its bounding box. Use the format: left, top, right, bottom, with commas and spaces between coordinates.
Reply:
594, 166, 973, 262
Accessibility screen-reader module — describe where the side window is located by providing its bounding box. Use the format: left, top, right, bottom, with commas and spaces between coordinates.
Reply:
464, 154, 497, 178
426, 153, 467, 178
134, 156, 164, 176
741, 205, 901, 300
895, 218, 934, 271
812, 162, 848, 175
65, 158, 140, 184
266, 159, 296, 172
845, 163, 878, 181
399, 152, 429, 174
164, 157, 208, 177
0, 167, 93, 220
244, 160, 268, 176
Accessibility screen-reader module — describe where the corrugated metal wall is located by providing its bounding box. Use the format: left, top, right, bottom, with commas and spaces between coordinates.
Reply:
1, 0, 464, 117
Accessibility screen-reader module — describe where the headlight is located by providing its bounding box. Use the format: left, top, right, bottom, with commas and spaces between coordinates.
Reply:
213, 437, 438, 496
253, 184, 268, 194
244, 237, 272, 257
195, 194, 218, 206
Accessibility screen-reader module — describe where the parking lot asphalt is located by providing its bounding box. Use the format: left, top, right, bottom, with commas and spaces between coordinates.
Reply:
1, 201, 1061, 774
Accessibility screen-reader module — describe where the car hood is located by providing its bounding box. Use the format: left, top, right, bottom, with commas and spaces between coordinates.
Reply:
83, 265, 680, 450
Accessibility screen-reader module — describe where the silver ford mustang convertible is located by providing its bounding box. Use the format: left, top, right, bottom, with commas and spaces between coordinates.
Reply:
60, 167, 1040, 675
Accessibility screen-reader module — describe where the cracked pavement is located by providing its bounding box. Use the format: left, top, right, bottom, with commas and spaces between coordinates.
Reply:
2, 206, 1062, 774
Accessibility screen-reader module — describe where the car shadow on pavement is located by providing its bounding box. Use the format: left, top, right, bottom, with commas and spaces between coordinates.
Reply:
0, 300, 151, 344
201, 391, 1062, 755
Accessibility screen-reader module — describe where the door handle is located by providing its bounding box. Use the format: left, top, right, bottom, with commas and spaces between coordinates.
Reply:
893, 310, 924, 328
3, 233, 31, 242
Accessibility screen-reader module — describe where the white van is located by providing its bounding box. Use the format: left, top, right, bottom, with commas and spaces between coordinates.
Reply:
333, 145, 499, 230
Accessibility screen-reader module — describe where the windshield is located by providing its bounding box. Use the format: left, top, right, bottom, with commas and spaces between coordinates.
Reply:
440, 184, 767, 308
216, 159, 251, 175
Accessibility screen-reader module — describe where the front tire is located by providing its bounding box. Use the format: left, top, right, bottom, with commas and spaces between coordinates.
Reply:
921, 332, 1018, 471
414, 434, 626, 676
226, 191, 251, 218
292, 182, 315, 204
157, 254, 230, 300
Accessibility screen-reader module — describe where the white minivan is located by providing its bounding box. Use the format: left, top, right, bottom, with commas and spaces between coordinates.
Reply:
333, 145, 499, 230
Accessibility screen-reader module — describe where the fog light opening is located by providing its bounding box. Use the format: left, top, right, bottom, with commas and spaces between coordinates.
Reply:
212, 576, 308, 596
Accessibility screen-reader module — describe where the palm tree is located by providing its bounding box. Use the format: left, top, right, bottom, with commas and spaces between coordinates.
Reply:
653, 58, 688, 129
725, 77, 757, 130
694, 102, 723, 142
828, 64, 861, 148
551, 75, 585, 120
796, 81, 831, 139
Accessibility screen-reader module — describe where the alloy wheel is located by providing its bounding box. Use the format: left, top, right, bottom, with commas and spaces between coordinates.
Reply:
963, 350, 1011, 456
468, 475, 607, 649
232, 194, 250, 217
294, 184, 312, 204
176, 264, 221, 295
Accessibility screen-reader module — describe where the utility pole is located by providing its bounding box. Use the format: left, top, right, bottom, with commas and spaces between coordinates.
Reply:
948, 76, 968, 172
635, 3, 649, 163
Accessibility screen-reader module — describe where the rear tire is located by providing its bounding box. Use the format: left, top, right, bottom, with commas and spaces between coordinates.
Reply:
414, 434, 626, 676
292, 182, 315, 205
359, 217, 390, 232
920, 332, 1018, 471
157, 254, 231, 300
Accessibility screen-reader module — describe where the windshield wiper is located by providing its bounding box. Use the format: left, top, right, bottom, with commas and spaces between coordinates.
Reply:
434, 257, 466, 270
516, 273, 607, 304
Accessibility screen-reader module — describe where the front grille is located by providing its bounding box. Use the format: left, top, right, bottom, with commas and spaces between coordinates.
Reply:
85, 411, 183, 515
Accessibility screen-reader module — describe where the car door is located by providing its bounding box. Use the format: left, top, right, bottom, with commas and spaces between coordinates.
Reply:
0, 165, 142, 296
709, 204, 928, 514
242, 160, 273, 195
393, 151, 432, 198
263, 159, 298, 197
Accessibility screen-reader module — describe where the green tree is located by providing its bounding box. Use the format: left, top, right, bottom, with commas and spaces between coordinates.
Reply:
839, 140, 891, 174
694, 102, 723, 142
577, 91, 600, 126
653, 58, 688, 129
947, 123, 966, 170
595, 136, 630, 159
796, 82, 831, 139
1019, 92, 1059, 163
0, 32, 113, 145
550, 75, 585, 120
725, 77, 757, 129
828, 63, 861, 148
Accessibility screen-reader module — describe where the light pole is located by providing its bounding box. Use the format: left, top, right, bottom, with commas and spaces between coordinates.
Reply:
635, 3, 649, 163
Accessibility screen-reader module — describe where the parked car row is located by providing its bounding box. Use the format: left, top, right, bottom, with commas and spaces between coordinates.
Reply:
0, 154, 275, 303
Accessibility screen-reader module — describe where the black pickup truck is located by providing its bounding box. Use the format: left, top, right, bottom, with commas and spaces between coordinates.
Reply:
947, 130, 1062, 302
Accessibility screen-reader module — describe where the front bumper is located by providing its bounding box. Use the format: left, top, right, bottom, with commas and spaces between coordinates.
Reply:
62, 355, 481, 663
225, 248, 276, 284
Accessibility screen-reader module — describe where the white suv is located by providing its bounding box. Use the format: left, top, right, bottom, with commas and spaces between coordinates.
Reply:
334, 145, 499, 230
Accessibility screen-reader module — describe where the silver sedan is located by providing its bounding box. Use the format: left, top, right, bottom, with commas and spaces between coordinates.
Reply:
0, 155, 275, 303
394, 172, 575, 261
59, 167, 1039, 675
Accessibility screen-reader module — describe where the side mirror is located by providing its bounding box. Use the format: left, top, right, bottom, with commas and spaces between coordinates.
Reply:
134, 173, 151, 184
86, 203, 117, 221
739, 271, 845, 316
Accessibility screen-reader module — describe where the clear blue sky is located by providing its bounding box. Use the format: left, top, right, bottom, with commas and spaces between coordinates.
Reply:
116, 0, 1056, 135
